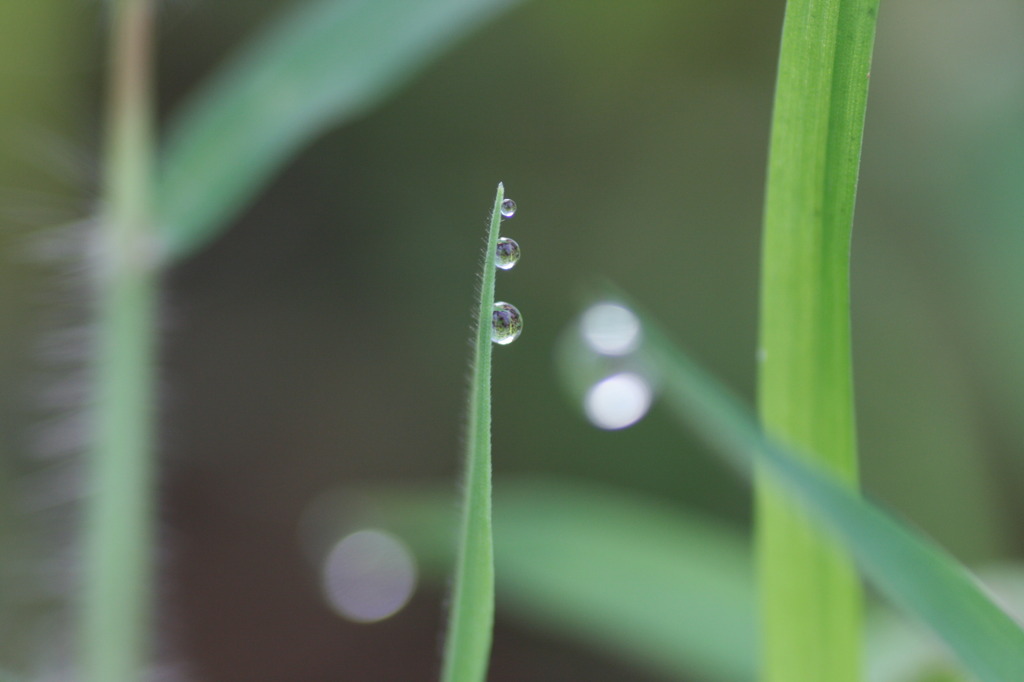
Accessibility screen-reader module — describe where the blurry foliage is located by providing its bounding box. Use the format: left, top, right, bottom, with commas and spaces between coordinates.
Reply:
0, 0, 1022, 679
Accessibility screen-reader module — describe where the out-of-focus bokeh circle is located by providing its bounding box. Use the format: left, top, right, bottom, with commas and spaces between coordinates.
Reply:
321, 529, 417, 624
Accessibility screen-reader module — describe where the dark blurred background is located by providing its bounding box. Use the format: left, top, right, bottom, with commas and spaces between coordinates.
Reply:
1, 0, 1023, 680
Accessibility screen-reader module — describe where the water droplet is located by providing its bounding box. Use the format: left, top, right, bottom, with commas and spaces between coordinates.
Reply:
584, 372, 652, 430
580, 302, 641, 356
495, 237, 520, 270
500, 198, 517, 218
491, 301, 523, 345
321, 529, 418, 623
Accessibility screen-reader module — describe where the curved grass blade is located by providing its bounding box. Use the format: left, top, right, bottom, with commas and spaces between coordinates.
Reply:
157, 0, 520, 263
633, 308, 1024, 682
868, 565, 1024, 682
440, 183, 504, 682
757, 0, 881, 678
337, 476, 755, 682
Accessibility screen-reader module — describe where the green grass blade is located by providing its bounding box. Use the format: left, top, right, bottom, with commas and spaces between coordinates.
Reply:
156, 0, 520, 263
81, 1, 158, 680
635, 310, 1024, 682
757, 0, 880, 679
340, 477, 755, 682
440, 184, 504, 682
868, 566, 1024, 682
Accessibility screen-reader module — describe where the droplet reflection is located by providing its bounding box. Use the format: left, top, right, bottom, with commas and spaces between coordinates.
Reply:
584, 372, 652, 430
491, 301, 523, 345
580, 302, 641, 356
500, 198, 517, 218
322, 529, 417, 623
495, 237, 520, 270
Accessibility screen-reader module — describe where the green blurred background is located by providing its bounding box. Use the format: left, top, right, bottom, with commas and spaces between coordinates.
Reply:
1, 0, 1023, 680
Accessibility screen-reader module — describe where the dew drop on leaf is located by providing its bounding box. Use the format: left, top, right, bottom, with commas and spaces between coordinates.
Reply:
500, 198, 517, 218
491, 302, 523, 345
495, 237, 520, 270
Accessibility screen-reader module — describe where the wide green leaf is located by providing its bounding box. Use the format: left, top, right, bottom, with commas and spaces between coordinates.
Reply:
634, 307, 1024, 682
756, 0, 880, 678
157, 0, 520, 262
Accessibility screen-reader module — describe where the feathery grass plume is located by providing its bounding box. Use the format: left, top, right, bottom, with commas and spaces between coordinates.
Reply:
80, 1, 159, 680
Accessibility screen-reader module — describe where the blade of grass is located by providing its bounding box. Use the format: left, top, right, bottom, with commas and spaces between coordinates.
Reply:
440, 183, 504, 682
80, 1, 158, 680
757, 1, 880, 679
633, 307, 1024, 682
156, 0, 521, 263
339, 477, 755, 682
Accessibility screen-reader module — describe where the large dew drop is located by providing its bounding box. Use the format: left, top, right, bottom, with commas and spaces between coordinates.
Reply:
491, 301, 523, 345
500, 198, 517, 218
495, 237, 520, 270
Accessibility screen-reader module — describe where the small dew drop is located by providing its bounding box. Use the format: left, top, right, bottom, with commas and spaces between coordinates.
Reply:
580, 302, 641, 356
321, 529, 417, 624
584, 372, 652, 430
500, 198, 517, 218
491, 301, 523, 345
495, 237, 520, 270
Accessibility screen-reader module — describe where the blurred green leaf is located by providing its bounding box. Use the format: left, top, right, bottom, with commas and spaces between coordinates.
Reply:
868, 609, 971, 682
868, 565, 1024, 682
157, 0, 521, 262
634, 306, 1024, 682
341, 476, 755, 682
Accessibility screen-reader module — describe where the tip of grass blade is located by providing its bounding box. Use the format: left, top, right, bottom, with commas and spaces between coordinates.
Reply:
441, 183, 506, 682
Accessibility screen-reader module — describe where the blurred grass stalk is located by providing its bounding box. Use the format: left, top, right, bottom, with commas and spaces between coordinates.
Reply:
80, 0, 158, 680
756, 1, 879, 680
440, 184, 505, 682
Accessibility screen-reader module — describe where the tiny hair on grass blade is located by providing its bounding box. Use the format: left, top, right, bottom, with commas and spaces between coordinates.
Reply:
441, 183, 510, 682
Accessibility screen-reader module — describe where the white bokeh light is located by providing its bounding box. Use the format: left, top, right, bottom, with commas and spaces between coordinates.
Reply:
580, 302, 642, 356
584, 372, 653, 430
321, 529, 417, 623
